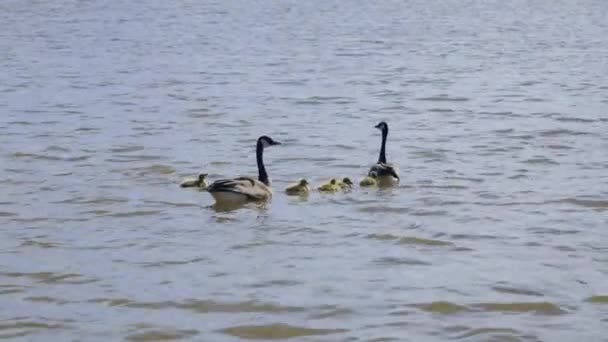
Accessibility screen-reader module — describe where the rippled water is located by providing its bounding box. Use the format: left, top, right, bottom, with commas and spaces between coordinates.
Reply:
1, 0, 608, 340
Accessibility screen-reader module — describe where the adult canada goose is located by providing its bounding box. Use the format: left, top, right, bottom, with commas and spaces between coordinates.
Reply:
368, 121, 399, 186
339, 177, 354, 189
206, 136, 281, 203
180, 173, 208, 189
359, 173, 378, 187
318, 178, 341, 192
285, 179, 310, 195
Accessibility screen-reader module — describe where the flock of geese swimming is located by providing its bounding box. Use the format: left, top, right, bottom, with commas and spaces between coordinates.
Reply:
180, 121, 400, 205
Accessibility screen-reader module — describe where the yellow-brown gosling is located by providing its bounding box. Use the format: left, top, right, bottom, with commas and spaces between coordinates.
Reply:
359, 173, 378, 187
180, 173, 208, 189
318, 178, 341, 192
339, 177, 354, 189
285, 179, 310, 196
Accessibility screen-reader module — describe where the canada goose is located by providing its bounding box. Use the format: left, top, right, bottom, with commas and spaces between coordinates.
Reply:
318, 178, 341, 192
368, 121, 399, 186
339, 177, 354, 189
180, 173, 208, 189
285, 179, 310, 195
359, 173, 378, 187
206, 136, 281, 203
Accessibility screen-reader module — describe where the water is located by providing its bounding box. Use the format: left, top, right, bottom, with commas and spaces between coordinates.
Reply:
1, 0, 607, 340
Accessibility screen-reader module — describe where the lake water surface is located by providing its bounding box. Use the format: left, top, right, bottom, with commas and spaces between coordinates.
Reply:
1, 0, 607, 341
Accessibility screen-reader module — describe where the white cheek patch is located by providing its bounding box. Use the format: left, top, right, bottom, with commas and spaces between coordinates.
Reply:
262, 139, 272, 148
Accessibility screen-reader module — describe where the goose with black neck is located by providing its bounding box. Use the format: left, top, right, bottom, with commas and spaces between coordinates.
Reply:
206, 135, 281, 203
367, 121, 399, 187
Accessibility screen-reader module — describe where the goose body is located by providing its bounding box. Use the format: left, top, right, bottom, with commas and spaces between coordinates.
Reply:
368, 121, 399, 186
318, 179, 341, 192
285, 179, 310, 195
208, 177, 271, 202
180, 173, 208, 189
369, 163, 399, 187
206, 136, 281, 204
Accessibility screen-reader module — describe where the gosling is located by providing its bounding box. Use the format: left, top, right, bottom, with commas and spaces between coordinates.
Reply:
318, 179, 341, 192
339, 177, 354, 189
180, 173, 208, 189
359, 173, 377, 187
285, 179, 310, 196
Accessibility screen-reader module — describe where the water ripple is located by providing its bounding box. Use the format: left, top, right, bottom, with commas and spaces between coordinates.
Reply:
125, 324, 198, 341
0, 319, 71, 339
0, 271, 97, 285
218, 323, 347, 340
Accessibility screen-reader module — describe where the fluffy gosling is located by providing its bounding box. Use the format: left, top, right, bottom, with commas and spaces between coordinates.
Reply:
180, 173, 209, 189
285, 179, 310, 195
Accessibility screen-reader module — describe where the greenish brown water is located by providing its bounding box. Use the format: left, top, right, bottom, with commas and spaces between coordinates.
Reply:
1, 0, 607, 340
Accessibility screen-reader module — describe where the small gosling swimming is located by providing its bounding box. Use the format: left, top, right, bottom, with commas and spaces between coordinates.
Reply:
285, 179, 310, 195
339, 177, 354, 189
359, 173, 377, 187
180, 173, 208, 189
318, 178, 341, 192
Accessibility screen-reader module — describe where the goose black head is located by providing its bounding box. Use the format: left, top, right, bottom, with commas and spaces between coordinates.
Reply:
374, 121, 388, 132
258, 135, 281, 148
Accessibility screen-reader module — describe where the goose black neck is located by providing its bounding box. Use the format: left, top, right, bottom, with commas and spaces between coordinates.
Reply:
256, 140, 269, 185
378, 126, 388, 164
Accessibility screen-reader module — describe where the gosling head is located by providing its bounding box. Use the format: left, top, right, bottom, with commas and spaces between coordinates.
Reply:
342, 177, 353, 186
198, 174, 208, 182
374, 121, 388, 132
330, 179, 337, 184
258, 135, 281, 148
299, 179, 308, 186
